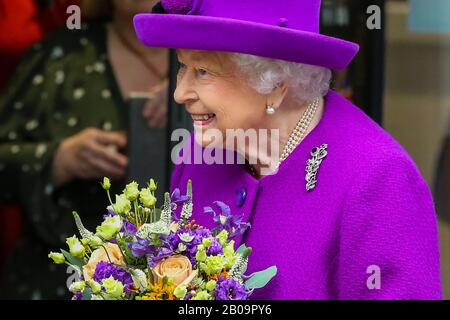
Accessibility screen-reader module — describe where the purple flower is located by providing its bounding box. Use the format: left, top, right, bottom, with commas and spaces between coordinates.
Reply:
93, 261, 134, 295
170, 188, 191, 221
204, 201, 250, 238
129, 237, 155, 258
214, 277, 249, 300
122, 221, 137, 235
147, 247, 173, 268
72, 291, 83, 300
168, 227, 212, 264
206, 238, 223, 256
102, 208, 116, 220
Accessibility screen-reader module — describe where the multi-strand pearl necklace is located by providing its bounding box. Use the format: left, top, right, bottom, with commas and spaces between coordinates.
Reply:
248, 97, 320, 177
278, 97, 320, 166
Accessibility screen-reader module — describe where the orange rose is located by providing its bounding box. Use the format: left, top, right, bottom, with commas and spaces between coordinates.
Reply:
153, 255, 197, 287
83, 243, 125, 280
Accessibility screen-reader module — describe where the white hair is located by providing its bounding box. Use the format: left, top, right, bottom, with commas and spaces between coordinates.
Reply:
230, 53, 332, 105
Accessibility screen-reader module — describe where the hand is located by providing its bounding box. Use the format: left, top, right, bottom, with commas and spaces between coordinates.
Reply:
142, 79, 169, 128
52, 128, 128, 187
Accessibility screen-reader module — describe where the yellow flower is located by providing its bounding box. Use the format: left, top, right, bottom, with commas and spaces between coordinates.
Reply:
139, 282, 175, 300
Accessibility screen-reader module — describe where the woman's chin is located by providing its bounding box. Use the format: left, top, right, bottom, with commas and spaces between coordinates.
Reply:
193, 126, 224, 149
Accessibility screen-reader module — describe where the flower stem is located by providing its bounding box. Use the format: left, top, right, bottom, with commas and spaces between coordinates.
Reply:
134, 201, 140, 227
106, 190, 113, 206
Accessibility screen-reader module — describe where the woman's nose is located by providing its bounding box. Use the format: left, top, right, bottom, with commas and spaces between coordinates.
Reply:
174, 71, 197, 105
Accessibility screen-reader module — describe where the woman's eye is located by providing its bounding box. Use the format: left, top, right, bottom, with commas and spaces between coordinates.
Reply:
178, 62, 187, 70
197, 68, 209, 77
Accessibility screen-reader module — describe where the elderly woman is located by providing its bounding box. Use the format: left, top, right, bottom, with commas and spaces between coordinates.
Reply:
0, 0, 168, 299
134, 0, 442, 299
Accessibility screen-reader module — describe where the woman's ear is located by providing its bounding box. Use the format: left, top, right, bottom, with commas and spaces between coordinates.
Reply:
267, 83, 289, 110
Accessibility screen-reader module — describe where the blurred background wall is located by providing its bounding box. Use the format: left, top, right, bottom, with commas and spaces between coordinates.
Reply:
383, 0, 450, 298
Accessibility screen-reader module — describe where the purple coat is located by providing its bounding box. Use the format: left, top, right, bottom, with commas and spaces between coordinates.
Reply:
170, 90, 442, 300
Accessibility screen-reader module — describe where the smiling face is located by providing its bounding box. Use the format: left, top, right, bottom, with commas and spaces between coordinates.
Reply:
174, 50, 271, 148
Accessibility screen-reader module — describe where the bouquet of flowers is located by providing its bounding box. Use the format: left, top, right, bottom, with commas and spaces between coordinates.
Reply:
48, 178, 277, 300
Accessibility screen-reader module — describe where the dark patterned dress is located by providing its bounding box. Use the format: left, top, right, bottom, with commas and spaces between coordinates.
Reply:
0, 20, 128, 299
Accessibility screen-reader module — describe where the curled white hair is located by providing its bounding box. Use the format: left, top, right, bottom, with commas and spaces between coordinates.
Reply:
230, 53, 332, 105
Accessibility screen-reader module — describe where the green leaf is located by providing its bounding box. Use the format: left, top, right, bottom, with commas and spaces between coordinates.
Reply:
82, 288, 92, 300
61, 249, 84, 270
236, 244, 248, 255
245, 266, 277, 289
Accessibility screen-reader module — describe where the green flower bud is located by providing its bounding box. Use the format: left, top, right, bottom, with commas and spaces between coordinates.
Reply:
102, 276, 124, 299
205, 280, 217, 292
48, 252, 65, 264
66, 235, 85, 259
123, 181, 139, 201
174, 286, 187, 299
113, 194, 131, 215
216, 230, 229, 246
101, 177, 111, 190
195, 247, 207, 263
82, 235, 103, 248
223, 240, 235, 257
86, 280, 102, 294
149, 179, 157, 192
192, 290, 212, 300
139, 188, 156, 208
202, 237, 213, 248
69, 281, 86, 293
96, 215, 122, 240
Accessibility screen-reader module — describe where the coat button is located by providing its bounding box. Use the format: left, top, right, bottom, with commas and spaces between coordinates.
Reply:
236, 187, 247, 208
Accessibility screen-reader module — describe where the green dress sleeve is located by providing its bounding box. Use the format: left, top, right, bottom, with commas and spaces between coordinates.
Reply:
0, 42, 62, 201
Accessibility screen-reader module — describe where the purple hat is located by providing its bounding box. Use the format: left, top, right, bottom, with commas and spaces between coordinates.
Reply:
133, 0, 359, 70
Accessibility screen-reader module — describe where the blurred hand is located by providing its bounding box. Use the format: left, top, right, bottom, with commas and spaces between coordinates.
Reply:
142, 79, 169, 128
52, 128, 128, 187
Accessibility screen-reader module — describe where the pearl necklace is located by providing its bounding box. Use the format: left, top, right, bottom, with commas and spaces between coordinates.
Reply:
248, 97, 320, 177
278, 97, 320, 165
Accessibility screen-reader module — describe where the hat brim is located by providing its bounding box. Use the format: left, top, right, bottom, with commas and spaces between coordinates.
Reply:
134, 13, 359, 70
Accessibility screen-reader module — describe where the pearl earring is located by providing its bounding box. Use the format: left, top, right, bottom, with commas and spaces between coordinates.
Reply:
266, 104, 275, 115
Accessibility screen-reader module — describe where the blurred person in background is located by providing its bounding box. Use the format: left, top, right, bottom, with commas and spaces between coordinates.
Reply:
0, 0, 73, 91
0, 0, 76, 282
0, 0, 168, 299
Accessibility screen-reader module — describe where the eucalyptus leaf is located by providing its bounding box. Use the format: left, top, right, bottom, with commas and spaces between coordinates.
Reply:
245, 266, 277, 289
236, 244, 248, 255
82, 288, 93, 300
